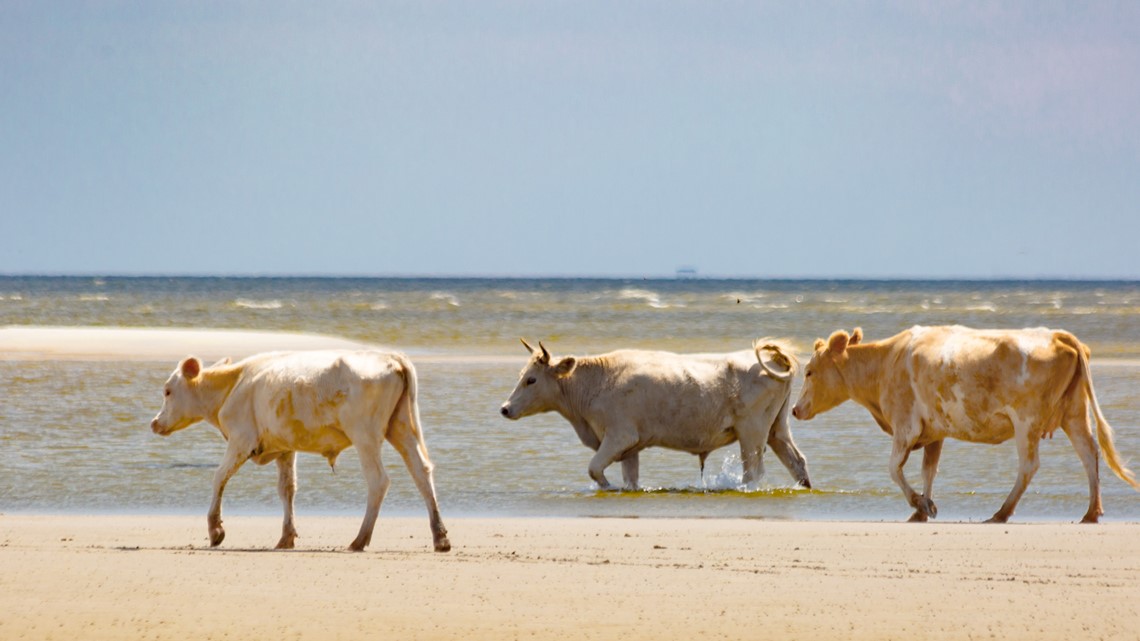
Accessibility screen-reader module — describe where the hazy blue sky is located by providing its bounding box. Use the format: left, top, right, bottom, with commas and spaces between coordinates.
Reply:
2, 1, 1138, 278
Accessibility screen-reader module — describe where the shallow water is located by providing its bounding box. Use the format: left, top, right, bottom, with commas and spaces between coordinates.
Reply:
2, 276, 1139, 521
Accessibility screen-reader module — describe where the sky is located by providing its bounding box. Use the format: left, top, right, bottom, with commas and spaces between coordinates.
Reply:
2, 1, 1138, 279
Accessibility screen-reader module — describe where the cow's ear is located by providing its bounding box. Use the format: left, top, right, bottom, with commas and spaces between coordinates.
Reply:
813, 338, 826, 352
180, 357, 202, 380
827, 330, 850, 355
849, 328, 863, 346
554, 356, 576, 378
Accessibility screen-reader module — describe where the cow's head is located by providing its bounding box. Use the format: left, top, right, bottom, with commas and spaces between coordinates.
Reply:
792, 328, 862, 421
500, 339, 576, 420
151, 356, 211, 435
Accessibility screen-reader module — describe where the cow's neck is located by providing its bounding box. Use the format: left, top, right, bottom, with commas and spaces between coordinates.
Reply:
837, 340, 895, 424
193, 364, 243, 430
555, 358, 606, 435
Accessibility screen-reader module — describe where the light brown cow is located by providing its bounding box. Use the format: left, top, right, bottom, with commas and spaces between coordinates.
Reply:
151, 350, 450, 552
792, 325, 1139, 523
500, 340, 810, 490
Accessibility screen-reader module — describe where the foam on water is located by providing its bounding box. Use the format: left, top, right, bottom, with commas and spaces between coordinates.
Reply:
617, 287, 669, 308
234, 298, 284, 310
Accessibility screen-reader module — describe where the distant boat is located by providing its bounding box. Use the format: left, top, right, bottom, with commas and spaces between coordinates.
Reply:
675, 266, 698, 279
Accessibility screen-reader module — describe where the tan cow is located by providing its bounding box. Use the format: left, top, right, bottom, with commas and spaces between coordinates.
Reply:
792, 325, 1140, 523
500, 340, 810, 490
151, 350, 450, 552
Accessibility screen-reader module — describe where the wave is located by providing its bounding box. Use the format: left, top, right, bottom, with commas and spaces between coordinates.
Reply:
725, 292, 767, 305
618, 288, 670, 309
430, 292, 461, 307
234, 298, 284, 310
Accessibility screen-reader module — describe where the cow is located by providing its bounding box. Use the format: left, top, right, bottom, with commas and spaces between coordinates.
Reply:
150, 350, 450, 552
499, 339, 811, 490
791, 325, 1140, 523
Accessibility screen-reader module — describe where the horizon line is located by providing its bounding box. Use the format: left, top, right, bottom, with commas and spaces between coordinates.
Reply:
1, 271, 1139, 283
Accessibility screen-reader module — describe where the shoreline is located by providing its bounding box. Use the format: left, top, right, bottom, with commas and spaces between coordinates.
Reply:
2, 514, 1138, 640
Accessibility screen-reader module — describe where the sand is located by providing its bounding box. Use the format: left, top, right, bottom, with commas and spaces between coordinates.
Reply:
0, 326, 377, 362
1, 514, 1138, 640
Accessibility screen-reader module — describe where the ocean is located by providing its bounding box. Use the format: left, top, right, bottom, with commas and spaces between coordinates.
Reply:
2, 276, 1139, 522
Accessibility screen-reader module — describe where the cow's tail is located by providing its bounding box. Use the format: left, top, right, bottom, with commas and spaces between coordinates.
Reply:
1074, 338, 1140, 490
753, 339, 798, 382
391, 353, 431, 452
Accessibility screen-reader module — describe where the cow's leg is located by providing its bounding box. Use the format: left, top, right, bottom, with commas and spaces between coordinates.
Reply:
734, 415, 770, 483
889, 435, 935, 521
588, 429, 637, 490
207, 443, 249, 547
738, 435, 766, 485
734, 410, 770, 485
275, 452, 299, 549
766, 415, 811, 488
909, 440, 943, 522
350, 442, 391, 551
987, 427, 1042, 524
620, 451, 640, 490
1062, 402, 1102, 523
386, 424, 451, 552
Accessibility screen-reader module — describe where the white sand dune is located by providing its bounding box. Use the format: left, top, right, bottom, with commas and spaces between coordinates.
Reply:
0, 325, 378, 362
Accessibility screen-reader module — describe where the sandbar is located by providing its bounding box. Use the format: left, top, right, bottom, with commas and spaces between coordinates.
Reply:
0, 326, 376, 362
5, 326, 1139, 368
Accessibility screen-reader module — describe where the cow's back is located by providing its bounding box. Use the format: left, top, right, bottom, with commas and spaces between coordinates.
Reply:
901, 326, 1080, 441
584, 349, 789, 450
590, 349, 747, 402
236, 350, 409, 453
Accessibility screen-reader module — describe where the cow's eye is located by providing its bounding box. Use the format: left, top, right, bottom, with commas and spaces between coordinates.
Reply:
804, 371, 813, 378
526, 377, 537, 386
164, 389, 172, 397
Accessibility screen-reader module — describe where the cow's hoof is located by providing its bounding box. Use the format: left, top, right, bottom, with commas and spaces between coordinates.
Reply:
984, 514, 1010, 524
348, 538, 368, 552
434, 536, 452, 553
209, 528, 225, 547
275, 535, 296, 550
799, 478, 812, 490
1079, 514, 1100, 524
913, 497, 937, 520
907, 510, 929, 523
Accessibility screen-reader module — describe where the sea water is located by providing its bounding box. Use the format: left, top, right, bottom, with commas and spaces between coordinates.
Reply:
1, 276, 1139, 522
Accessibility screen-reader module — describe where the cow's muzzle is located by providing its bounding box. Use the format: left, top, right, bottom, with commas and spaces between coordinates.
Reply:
500, 404, 514, 420
151, 418, 168, 435
791, 404, 809, 420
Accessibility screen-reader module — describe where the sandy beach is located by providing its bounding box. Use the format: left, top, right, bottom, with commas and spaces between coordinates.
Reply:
1, 514, 1138, 640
